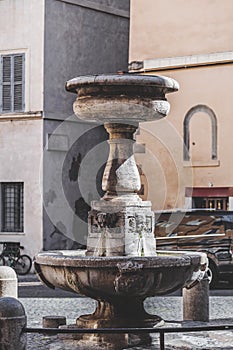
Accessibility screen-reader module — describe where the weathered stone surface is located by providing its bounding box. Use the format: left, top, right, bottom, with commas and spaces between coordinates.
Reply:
66, 74, 179, 123
87, 202, 156, 256
85, 119, 157, 257
183, 275, 209, 322
34, 73, 209, 349
0, 297, 27, 350
0, 267, 17, 298
43, 315, 66, 328
102, 123, 140, 195
35, 250, 202, 300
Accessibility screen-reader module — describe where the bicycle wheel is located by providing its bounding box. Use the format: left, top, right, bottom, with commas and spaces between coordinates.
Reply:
0, 255, 5, 266
14, 255, 32, 275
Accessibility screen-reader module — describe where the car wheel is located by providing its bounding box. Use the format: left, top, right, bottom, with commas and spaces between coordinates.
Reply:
207, 260, 218, 288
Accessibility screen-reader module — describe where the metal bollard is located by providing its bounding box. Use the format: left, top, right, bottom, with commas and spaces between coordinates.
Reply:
0, 297, 27, 350
0, 266, 17, 298
183, 274, 209, 322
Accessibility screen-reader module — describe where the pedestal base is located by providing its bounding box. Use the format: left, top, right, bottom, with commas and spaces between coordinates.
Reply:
59, 327, 152, 350
59, 300, 163, 349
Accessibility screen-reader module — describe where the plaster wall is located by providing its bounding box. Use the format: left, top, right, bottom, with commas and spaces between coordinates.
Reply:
129, 0, 233, 61
135, 64, 233, 209
130, 0, 233, 210
0, 119, 43, 258
0, 0, 44, 112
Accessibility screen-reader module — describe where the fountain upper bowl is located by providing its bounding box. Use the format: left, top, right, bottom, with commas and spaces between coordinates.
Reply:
66, 74, 179, 123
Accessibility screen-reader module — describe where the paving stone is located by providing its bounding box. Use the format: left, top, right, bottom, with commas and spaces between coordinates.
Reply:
19, 296, 233, 349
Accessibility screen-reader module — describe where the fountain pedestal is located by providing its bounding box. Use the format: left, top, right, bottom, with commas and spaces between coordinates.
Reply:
75, 299, 158, 349
87, 121, 156, 257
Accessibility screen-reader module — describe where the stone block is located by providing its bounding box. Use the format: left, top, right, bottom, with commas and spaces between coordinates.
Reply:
86, 201, 156, 256
0, 267, 17, 298
0, 297, 27, 350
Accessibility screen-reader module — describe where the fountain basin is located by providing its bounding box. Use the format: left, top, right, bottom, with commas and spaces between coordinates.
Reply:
35, 250, 203, 298
66, 74, 179, 122
35, 250, 206, 348
34, 249, 206, 350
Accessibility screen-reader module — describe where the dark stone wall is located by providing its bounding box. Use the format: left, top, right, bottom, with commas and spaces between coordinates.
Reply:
43, 0, 130, 120
43, 118, 108, 250
87, 0, 130, 11
42, 0, 129, 250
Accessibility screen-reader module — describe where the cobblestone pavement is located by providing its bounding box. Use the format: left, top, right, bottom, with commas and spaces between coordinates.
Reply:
19, 296, 233, 349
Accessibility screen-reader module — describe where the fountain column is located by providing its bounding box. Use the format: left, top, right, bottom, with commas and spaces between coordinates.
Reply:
86, 121, 156, 257
102, 122, 140, 198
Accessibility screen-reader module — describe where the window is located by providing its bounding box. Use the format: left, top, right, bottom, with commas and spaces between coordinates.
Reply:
193, 197, 228, 211
186, 187, 233, 211
0, 54, 25, 113
1, 183, 24, 232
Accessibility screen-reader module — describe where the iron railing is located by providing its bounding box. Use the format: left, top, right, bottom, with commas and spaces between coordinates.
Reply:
24, 323, 233, 350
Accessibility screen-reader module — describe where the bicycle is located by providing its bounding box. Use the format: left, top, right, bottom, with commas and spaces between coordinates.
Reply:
0, 242, 32, 275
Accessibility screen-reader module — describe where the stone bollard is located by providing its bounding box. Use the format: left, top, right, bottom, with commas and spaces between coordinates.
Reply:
0, 266, 17, 298
0, 297, 27, 350
183, 273, 209, 322
43, 315, 66, 328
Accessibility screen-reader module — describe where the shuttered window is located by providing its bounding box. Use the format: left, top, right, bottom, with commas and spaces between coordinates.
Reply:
0, 54, 25, 113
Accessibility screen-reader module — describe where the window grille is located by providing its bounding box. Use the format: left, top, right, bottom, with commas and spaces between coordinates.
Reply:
0, 54, 25, 113
1, 183, 24, 232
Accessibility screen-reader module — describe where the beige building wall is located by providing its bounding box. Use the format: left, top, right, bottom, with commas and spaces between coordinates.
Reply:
130, 0, 233, 210
0, 0, 44, 257
130, 0, 233, 61
0, 0, 44, 112
0, 119, 43, 258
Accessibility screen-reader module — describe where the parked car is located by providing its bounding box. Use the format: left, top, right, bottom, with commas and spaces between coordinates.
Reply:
154, 209, 233, 288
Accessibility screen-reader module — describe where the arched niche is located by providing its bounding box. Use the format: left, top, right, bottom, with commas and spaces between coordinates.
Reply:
183, 104, 217, 161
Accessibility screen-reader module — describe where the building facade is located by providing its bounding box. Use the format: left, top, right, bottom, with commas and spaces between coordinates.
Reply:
129, 0, 233, 211
0, 0, 130, 257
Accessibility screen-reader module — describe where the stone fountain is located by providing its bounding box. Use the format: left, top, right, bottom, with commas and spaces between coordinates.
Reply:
35, 74, 206, 349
